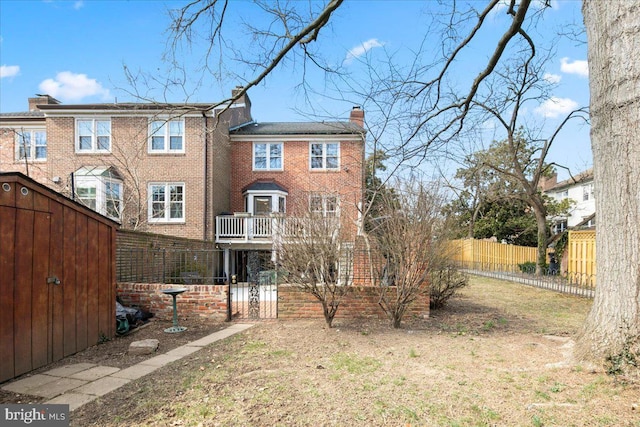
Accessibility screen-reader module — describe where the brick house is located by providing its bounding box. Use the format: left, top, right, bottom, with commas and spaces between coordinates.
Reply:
216, 108, 366, 281
1, 90, 366, 283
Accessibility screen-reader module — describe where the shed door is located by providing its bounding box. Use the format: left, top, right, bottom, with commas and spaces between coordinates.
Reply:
0, 205, 53, 382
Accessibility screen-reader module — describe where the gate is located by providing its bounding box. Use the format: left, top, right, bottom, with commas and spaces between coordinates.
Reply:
228, 251, 278, 320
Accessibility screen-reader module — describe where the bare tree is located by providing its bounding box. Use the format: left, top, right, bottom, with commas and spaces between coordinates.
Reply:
365, 179, 450, 328
275, 202, 354, 328
160, 0, 640, 364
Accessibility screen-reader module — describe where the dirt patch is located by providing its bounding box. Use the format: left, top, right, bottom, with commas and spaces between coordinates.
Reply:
2, 276, 639, 426
0, 317, 226, 405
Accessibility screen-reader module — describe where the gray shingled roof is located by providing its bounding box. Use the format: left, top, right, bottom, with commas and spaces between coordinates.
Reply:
242, 180, 288, 193
35, 102, 217, 111
546, 169, 594, 192
0, 111, 45, 118
231, 121, 364, 136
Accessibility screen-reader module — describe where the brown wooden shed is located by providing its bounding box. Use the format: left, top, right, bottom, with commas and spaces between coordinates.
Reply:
0, 172, 118, 383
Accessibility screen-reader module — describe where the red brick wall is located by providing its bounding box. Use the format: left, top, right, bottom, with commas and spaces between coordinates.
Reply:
230, 137, 364, 238
277, 285, 430, 321
117, 283, 229, 321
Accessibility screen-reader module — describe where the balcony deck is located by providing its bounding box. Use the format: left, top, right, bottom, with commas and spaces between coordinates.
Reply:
215, 215, 302, 245
215, 215, 340, 247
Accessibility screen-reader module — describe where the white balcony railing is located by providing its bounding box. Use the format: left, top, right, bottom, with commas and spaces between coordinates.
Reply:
215, 215, 338, 244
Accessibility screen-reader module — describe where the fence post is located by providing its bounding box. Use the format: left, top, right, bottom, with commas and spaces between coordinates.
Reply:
162, 249, 166, 284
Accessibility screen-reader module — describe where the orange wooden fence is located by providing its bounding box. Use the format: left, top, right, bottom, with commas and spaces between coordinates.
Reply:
567, 230, 596, 285
449, 232, 596, 283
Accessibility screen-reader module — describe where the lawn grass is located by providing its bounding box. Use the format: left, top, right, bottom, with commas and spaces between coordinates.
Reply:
70, 275, 640, 427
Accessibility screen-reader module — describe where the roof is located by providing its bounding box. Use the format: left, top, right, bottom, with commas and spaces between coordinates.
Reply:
0, 111, 45, 118
75, 166, 123, 181
230, 121, 364, 136
36, 102, 218, 111
242, 180, 288, 193
545, 169, 594, 192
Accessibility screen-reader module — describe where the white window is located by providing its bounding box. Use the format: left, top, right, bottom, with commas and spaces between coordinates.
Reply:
105, 181, 122, 219
76, 185, 97, 211
149, 119, 184, 153
582, 184, 594, 201
76, 119, 111, 152
15, 129, 47, 161
310, 142, 339, 170
310, 193, 339, 217
149, 183, 185, 223
73, 166, 123, 221
253, 143, 282, 170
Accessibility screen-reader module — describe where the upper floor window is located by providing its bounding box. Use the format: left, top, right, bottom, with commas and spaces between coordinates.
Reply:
15, 129, 47, 161
253, 143, 282, 170
148, 183, 185, 223
149, 119, 184, 153
310, 142, 339, 170
76, 119, 111, 153
310, 193, 339, 217
582, 184, 594, 201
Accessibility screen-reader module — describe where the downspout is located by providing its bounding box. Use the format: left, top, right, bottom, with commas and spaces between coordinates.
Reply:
203, 111, 209, 241
70, 172, 76, 201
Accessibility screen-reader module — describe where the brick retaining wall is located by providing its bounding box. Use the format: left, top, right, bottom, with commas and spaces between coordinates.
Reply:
117, 282, 430, 323
117, 283, 229, 321
278, 285, 430, 321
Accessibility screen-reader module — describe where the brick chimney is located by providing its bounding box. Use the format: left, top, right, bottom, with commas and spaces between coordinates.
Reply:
539, 172, 558, 191
28, 94, 60, 111
350, 106, 364, 127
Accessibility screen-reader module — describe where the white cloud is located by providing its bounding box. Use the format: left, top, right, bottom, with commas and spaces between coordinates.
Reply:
344, 38, 384, 64
543, 72, 561, 84
0, 65, 20, 78
39, 71, 110, 101
560, 57, 589, 77
535, 96, 579, 118
74, 1, 84, 10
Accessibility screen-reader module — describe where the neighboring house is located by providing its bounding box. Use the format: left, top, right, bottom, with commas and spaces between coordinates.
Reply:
1, 91, 366, 282
542, 169, 595, 234
0, 90, 250, 240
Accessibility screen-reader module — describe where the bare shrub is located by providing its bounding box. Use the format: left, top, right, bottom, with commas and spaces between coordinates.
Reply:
429, 267, 468, 309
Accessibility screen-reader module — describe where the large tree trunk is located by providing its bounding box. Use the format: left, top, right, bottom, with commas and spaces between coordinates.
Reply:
531, 197, 549, 276
576, 1, 640, 361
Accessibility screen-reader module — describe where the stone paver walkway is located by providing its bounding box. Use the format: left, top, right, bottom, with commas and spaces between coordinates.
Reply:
2, 323, 254, 411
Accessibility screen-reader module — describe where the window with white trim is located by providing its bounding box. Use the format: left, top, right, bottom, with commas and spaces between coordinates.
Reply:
253, 143, 282, 170
149, 119, 184, 153
310, 193, 339, 217
582, 184, 594, 201
310, 142, 339, 170
15, 129, 47, 161
73, 166, 123, 221
76, 119, 111, 152
149, 183, 185, 223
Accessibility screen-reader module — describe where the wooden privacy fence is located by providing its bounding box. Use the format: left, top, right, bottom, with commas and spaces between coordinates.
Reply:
567, 230, 596, 285
448, 239, 542, 270
449, 234, 596, 286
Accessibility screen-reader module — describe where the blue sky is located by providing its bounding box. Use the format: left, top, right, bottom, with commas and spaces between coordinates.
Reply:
0, 0, 591, 179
